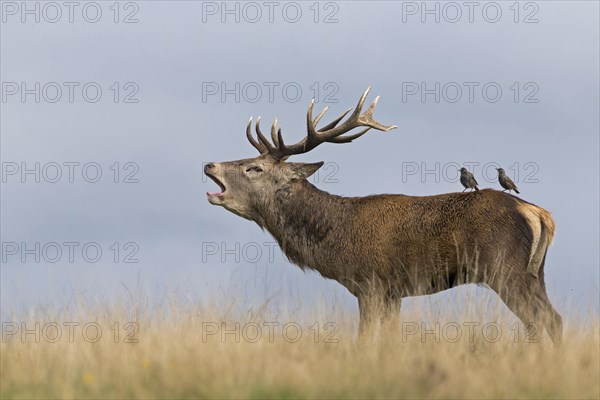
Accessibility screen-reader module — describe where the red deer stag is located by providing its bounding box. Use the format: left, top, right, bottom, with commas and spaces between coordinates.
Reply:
204, 87, 562, 344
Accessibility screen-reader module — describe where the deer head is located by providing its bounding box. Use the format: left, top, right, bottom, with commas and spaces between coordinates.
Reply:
204, 87, 397, 221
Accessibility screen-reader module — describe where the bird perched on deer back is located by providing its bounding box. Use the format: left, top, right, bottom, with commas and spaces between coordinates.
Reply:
460, 167, 479, 192
497, 168, 520, 194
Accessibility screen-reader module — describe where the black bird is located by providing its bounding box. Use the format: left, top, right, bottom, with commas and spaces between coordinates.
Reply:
497, 168, 520, 194
460, 167, 479, 192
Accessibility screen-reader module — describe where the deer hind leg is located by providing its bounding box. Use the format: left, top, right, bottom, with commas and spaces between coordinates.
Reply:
490, 274, 562, 345
534, 283, 563, 345
535, 257, 563, 344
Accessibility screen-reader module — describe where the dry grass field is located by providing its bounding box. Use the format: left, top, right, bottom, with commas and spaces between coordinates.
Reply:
1, 287, 598, 399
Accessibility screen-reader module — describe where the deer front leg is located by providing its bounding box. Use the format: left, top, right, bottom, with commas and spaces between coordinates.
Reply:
381, 294, 401, 332
357, 289, 395, 338
357, 295, 402, 340
357, 293, 377, 339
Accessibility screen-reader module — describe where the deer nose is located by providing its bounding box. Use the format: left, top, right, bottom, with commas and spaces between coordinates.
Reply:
204, 162, 216, 173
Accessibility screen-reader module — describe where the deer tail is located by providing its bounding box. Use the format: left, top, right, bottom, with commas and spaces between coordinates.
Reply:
521, 205, 555, 278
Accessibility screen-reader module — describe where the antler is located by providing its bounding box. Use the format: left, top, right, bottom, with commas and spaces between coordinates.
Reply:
245, 87, 397, 160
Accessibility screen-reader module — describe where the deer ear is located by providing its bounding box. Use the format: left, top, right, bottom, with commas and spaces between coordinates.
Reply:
289, 161, 324, 180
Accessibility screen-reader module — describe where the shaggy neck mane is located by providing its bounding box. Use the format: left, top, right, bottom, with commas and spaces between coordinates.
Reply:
256, 180, 352, 270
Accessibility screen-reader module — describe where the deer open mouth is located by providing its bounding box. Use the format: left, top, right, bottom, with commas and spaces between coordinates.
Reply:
206, 173, 226, 199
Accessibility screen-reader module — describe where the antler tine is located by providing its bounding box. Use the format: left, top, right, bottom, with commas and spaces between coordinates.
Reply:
328, 127, 371, 143
358, 95, 399, 131
277, 127, 285, 148
347, 86, 372, 122
270, 117, 279, 147
318, 108, 352, 132
276, 127, 291, 160
306, 99, 319, 138
326, 89, 397, 138
255, 116, 275, 152
246, 117, 267, 153
367, 95, 379, 114
312, 106, 329, 128
315, 87, 371, 141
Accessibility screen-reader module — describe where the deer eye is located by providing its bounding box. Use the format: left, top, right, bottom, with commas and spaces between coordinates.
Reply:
245, 166, 263, 173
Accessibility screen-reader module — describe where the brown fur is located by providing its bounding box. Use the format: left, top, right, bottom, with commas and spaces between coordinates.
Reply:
205, 156, 562, 344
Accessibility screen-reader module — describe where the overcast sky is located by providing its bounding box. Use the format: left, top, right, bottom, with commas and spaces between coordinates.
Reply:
1, 1, 598, 321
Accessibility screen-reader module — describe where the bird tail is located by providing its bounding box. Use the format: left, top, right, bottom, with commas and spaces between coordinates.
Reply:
515, 189, 520, 194
474, 186, 479, 191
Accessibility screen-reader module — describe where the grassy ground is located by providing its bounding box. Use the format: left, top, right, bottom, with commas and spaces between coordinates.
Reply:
1, 293, 598, 399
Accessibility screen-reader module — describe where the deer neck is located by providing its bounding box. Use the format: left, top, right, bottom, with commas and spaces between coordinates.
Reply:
256, 180, 351, 269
